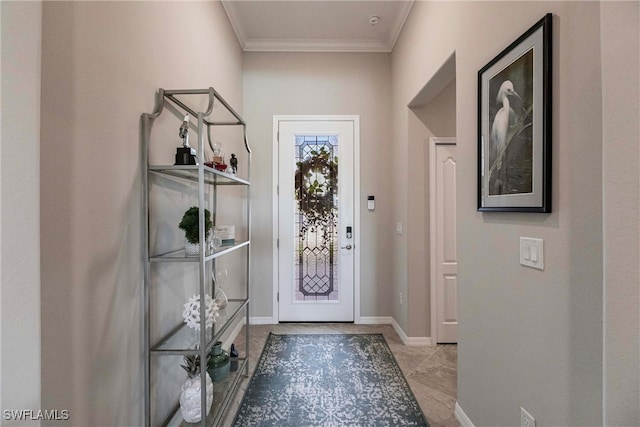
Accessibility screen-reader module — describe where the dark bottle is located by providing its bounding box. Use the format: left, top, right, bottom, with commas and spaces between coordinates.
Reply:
229, 344, 239, 372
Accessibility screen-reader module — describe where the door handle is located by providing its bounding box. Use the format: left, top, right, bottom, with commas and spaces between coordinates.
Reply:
341, 244, 353, 250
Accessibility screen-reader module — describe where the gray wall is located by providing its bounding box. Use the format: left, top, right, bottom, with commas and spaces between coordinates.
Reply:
1, 2, 42, 424
601, 2, 640, 424
412, 79, 457, 138
393, 2, 614, 425
242, 52, 393, 321
39, 2, 242, 425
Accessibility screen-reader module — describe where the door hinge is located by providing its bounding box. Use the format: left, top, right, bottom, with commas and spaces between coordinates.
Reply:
277, 184, 279, 195
277, 238, 279, 248
277, 131, 279, 142
277, 292, 279, 302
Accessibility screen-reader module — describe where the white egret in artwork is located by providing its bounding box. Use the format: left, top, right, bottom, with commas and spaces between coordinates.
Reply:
490, 80, 523, 172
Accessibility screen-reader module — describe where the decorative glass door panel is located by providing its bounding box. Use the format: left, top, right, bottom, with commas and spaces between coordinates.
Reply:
294, 135, 339, 301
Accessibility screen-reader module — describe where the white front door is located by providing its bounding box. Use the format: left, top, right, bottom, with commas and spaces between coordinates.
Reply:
430, 137, 458, 343
276, 117, 357, 322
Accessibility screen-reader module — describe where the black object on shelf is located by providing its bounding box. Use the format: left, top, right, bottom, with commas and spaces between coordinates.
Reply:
229, 343, 239, 372
175, 147, 197, 165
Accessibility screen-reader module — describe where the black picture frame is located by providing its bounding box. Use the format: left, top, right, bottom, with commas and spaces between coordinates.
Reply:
477, 13, 552, 212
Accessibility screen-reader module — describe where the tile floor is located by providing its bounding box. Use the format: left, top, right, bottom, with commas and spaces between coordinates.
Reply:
220, 323, 460, 427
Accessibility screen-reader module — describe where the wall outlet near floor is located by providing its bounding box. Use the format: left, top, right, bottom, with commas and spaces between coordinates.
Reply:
521, 407, 535, 427
399, 292, 404, 307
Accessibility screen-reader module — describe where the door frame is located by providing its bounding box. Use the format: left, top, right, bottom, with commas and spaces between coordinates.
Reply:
272, 115, 361, 323
429, 136, 456, 343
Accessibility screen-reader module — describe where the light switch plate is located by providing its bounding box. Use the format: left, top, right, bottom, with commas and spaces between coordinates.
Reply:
520, 237, 544, 270
396, 222, 403, 235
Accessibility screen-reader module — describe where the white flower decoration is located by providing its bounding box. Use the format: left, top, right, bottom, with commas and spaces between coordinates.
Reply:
182, 294, 219, 330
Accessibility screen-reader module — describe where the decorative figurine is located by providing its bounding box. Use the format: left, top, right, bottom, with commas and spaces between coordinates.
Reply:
230, 153, 238, 175
175, 114, 197, 165
179, 114, 190, 146
181, 294, 219, 331
179, 355, 213, 423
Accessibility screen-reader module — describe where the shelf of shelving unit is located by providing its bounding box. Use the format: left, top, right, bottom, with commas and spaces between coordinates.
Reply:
150, 299, 249, 355
142, 87, 251, 427
149, 165, 250, 186
149, 240, 250, 262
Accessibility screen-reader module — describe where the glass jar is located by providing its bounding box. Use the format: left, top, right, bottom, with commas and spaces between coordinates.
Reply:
207, 341, 230, 381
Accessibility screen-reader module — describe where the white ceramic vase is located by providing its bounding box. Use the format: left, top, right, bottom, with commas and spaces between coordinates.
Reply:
184, 240, 200, 257
179, 373, 214, 423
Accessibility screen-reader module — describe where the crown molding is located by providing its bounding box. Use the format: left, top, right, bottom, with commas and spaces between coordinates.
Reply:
221, 0, 414, 53
387, 0, 414, 51
221, 0, 247, 50
242, 38, 392, 53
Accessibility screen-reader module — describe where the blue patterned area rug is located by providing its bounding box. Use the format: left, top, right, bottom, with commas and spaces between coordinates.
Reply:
233, 333, 429, 426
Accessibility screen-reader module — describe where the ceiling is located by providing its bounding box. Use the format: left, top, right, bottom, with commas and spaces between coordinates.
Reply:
221, 0, 415, 52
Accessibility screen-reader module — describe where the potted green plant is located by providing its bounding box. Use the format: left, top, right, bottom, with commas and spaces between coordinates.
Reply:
179, 206, 213, 256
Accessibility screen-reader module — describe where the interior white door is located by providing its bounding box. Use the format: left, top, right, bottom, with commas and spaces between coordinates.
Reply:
277, 119, 355, 322
430, 138, 458, 343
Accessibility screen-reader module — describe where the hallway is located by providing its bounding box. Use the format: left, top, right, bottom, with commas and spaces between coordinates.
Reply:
3, 2, 638, 425
223, 323, 459, 427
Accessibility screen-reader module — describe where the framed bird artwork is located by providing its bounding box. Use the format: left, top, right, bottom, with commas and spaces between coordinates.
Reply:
478, 13, 552, 213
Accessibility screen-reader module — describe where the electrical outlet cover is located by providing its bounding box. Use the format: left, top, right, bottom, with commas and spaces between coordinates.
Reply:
521, 407, 535, 427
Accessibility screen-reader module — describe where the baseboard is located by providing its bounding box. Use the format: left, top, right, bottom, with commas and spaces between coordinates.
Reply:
249, 316, 277, 325
391, 318, 433, 346
221, 317, 246, 350
455, 402, 475, 427
357, 316, 393, 324
404, 336, 433, 346
243, 315, 432, 346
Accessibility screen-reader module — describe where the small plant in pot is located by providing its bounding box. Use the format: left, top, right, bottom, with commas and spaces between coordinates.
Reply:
179, 206, 213, 256
179, 354, 213, 423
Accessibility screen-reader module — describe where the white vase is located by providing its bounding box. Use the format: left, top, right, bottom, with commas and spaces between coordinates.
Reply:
179, 373, 214, 423
185, 240, 199, 257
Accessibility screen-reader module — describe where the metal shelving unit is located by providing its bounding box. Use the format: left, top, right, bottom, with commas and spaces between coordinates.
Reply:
142, 88, 251, 427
